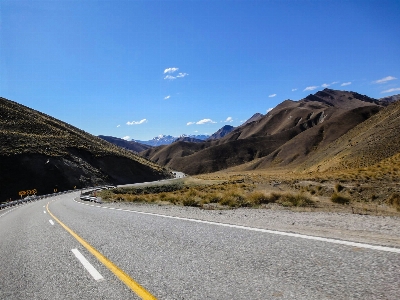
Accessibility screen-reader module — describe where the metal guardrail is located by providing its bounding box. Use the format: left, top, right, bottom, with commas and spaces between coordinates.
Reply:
0, 185, 118, 210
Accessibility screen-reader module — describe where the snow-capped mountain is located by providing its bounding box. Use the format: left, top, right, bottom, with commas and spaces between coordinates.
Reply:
134, 134, 209, 146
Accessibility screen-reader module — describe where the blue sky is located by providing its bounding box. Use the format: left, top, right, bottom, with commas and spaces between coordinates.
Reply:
1, 0, 400, 141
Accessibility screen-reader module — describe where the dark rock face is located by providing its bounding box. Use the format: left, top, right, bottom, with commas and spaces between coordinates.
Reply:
207, 125, 235, 140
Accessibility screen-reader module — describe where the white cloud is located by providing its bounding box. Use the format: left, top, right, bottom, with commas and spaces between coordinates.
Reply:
304, 86, 318, 91
187, 121, 195, 125
164, 67, 179, 74
126, 119, 147, 125
341, 82, 352, 86
381, 87, 400, 93
267, 108, 273, 113
164, 95, 171, 100
117, 125, 121, 128
321, 83, 330, 88
373, 76, 397, 84
291, 88, 297, 92
269, 93, 277, 98
176, 72, 189, 78
224, 117, 233, 123
164, 75, 176, 80
331, 81, 339, 85
122, 136, 130, 140
197, 118, 217, 124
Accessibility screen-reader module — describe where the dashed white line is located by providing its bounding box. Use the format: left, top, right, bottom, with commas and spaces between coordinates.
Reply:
49, 220, 54, 225
71, 248, 104, 281
44, 211, 46, 214
73, 199, 400, 254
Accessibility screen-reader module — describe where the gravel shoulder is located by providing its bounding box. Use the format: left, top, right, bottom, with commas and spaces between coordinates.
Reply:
93, 200, 400, 249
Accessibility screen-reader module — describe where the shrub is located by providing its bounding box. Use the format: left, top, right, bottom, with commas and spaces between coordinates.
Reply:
247, 192, 279, 205
277, 193, 315, 207
387, 193, 400, 211
334, 183, 344, 193
331, 192, 350, 205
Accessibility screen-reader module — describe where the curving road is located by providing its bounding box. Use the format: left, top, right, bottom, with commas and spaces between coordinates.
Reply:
1, 192, 399, 299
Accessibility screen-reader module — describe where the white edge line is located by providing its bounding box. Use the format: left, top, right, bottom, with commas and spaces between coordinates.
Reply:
73, 199, 400, 254
49, 220, 54, 225
71, 248, 104, 281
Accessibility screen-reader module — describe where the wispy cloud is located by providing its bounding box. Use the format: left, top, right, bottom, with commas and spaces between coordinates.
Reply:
164, 95, 171, 100
117, 125, 121, 128
164, 67, 179, 74
292, 88, 298, 92
122, 136, 130, 140
304, 86, 318, 91
341, 82, 352, 86
331, 81, 339, 85
373, 76, 397, 84
126, 119, 147, 125
321, 83, 330, 88
381, 87, 400, 93
187, 119, 217, 125
223, 117, 233, 123
176, 72, 188, 78
164, 75, 176, 80
268, 94, 277, 98
197, 118, 217, 124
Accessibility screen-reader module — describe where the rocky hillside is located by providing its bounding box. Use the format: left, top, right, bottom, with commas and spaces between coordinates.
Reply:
140, 89, 394, 175
0, 97, 171, 201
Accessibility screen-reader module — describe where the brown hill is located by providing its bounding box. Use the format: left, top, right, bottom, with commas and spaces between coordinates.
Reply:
0, 97, 171, 201
140, 89, 389, 175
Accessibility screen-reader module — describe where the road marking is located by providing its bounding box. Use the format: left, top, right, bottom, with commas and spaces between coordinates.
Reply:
44, 211, 46, 214
49, 220, 54, 225
73, 199, 400, 254
46, 202, 157, 300
0, 206, 19, 218
71, 248, 104, 281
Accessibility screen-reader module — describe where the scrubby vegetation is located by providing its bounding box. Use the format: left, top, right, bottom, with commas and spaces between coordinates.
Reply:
99, 178, 315, 209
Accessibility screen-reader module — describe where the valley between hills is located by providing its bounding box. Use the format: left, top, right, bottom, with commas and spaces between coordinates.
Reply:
1, 89, 400, 216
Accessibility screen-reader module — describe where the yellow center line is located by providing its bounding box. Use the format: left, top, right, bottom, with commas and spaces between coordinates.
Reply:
46, 201, 157, 300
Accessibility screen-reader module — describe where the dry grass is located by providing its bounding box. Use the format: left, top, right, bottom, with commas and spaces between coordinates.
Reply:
99, 177, 315, 209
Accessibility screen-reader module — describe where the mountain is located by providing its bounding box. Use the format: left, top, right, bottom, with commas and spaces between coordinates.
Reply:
174, 136, 204, 143
136, 134, 209, 146
98, 135, 151, 152
240, 113, 264, 126
0, 97, 171, 201
207, 125, 235, 140
379, 94, 400, 103
135, 135, 177, 146
140, 89, 394, 175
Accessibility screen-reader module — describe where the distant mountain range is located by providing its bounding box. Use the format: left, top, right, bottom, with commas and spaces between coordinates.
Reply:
133, 134, 210, 146
140, 89, 400, 175
98, 135, 152, 152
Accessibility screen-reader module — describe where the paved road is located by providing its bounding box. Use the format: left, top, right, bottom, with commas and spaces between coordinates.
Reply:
1, 192, 399, 299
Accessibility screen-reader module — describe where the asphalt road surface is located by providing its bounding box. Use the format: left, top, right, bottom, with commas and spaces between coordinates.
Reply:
1, 192, 399, 299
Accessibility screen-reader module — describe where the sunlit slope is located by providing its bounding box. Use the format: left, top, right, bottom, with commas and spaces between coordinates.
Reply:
0, 97, 170, 200
297, 100, 400, 173
141, 89, 388, 175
